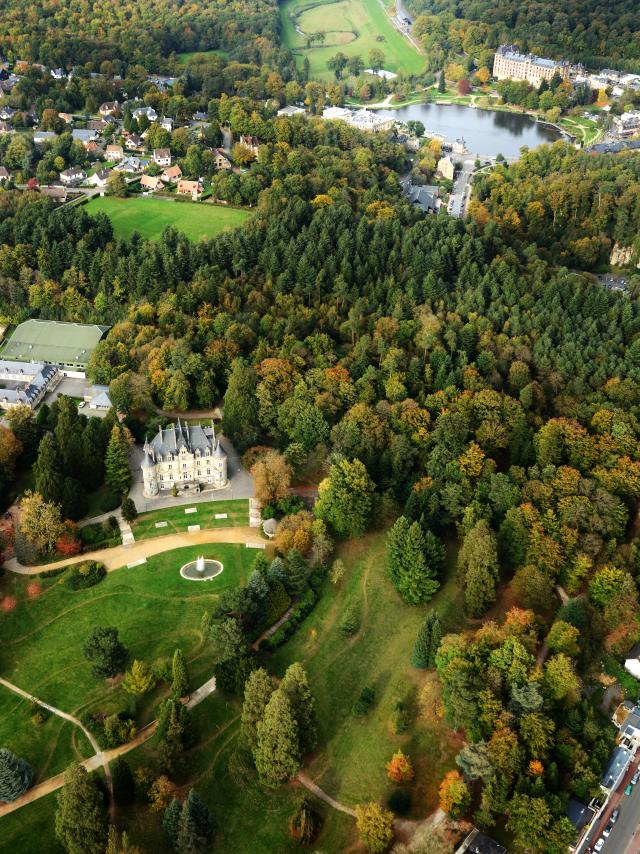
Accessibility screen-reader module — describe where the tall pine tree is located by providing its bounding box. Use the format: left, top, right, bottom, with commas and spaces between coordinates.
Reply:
411, 612, 442, 668
280, 662, 317, 754
105, 424, 131, 496
241, 668, 274, 751
254, 689, 301, 787
222, 358, 260, 451
55, 763, 108, 854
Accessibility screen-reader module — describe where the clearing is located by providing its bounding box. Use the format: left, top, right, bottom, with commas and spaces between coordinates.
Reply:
131, 498, 249, 541
280, 0, 424, 80
84, 196, 252, 242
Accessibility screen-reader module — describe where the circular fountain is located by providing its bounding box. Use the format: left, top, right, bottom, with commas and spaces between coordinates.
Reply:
180, 554, 224, 581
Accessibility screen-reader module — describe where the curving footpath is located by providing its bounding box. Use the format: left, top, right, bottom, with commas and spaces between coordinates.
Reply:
3, 526, 258, 576
0, 676, 113, 818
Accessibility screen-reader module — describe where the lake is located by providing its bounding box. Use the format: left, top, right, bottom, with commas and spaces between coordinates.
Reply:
379, 102, 563, 158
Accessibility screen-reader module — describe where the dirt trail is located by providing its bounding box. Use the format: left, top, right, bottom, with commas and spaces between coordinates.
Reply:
3, 526, 258, 575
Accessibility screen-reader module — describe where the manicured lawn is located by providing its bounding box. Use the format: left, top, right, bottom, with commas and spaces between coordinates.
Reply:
270, 529, 465, 820
2, 793, 64, 853
0, 543, 254, 764
280, 0, 424, 79
131, 498, 249, 541
84, 196, 252, 242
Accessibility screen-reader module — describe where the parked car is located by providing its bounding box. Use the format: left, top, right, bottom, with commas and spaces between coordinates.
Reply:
626, 783, 633, 795
632, 770, 640, 785
603, 825, 613, 838
594, 839, 605, 852
611, 808, 619, 823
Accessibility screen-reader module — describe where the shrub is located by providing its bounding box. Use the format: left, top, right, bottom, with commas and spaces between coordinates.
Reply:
264, 579, 292, 626
392, 699, 411, 735
38, 566, 66, 579
103, 713, 137, 748
98, 490, 121, 513
387, 788, 412, 815
28, 700, 50, 726
65, 561, 106, 590
151, 657, 173, 684
352, 687, 375, 717
289, 796, 320, 845
266, 588, 319, 650
339, 604, 360, 637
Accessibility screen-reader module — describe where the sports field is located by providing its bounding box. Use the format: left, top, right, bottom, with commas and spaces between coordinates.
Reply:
280, 0, 424, 79
85, 196, 252, 242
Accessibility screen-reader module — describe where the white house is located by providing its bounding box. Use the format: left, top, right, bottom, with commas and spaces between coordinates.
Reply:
141, 420, 228, 497
86, 169, 110, 188
59, 167, 86, 185
105, 144, 124, 162
153, 148, 171, 166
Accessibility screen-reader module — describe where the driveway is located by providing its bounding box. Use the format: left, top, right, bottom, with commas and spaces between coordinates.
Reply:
128, 433, 254, 514
448, 159, 475, 218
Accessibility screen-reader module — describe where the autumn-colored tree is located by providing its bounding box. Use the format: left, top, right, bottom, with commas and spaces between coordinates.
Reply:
148, 775, 177, 813
528, 759, 544, 776
0, 425, 22, 493
386, 750, 414, 783
438, 770, 470, 818
354, 802, 394, 853
55, 522, 82, 556
19, 490, 64, 553
251, 450, 292, 505
122, 660, 155, 696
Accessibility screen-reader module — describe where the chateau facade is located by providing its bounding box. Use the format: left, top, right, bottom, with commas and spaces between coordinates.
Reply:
493, 45, 570, 86
141, 420, 228, 497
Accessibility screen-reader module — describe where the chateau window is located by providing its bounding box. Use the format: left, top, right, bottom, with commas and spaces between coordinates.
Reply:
160, 475, 164, 481
207, 468, 210, 474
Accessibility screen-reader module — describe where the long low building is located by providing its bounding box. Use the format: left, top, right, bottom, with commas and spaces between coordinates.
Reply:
1, 319, 109, 377
0, 359, 61, 410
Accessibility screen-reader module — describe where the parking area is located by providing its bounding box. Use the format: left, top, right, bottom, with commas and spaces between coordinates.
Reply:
579, 759, 640, 854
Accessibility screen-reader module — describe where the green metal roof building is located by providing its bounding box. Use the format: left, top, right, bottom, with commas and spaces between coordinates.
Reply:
1, 320, 110, 374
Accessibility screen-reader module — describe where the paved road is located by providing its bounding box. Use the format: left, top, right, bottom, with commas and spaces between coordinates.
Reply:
448, 159, 475, 218
578, 755, 640, 854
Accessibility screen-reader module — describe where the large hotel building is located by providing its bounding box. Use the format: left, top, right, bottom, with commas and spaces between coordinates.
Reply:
493, 45, 570, 86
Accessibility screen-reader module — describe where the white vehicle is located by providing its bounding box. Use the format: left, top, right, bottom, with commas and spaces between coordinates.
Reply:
594, 838, 605, 852
603, 824, 613, 838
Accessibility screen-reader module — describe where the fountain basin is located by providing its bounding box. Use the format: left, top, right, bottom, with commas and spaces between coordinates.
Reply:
180, 557, 224, 581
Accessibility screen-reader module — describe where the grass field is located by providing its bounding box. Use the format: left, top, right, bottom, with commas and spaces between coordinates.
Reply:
280, 0, 424, 79
177, 49, 228, 64
84, 196, 252, 242
0, 543, 254, 774
132, 498, 249, 541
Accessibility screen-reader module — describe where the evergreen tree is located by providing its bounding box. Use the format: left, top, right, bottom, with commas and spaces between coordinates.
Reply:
81, 417, 107, 488
458, 520, 499, 617
280, 662, 317, 754
171, 648, 189, 698
62, 475, 87, 521
182, 789, 214, 844
55, 395, 84, 476
438, 70, 446, 93
122, 659, 155, 695
34, 433, 64, 505
111, 757, 135, 806
387, 517, 440, 605
315, 458, 374, 538
105, 424, 131, 496
254, 689, 301, 787
411, 611, 441, 668
83, 626, 128, 678
163, 798, 182, 846
158, 701, 190, 774
175, 808, 202, 854
0, 748, 33, 801
241, 667, 275, 751
386, 515, 410, 589
55, 763, 108, 854
121, 497, 138, 523
285, 549, 308, 597
222, 358, 260, 451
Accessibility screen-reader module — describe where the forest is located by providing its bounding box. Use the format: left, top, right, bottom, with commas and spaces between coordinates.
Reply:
405, 0, 640, 70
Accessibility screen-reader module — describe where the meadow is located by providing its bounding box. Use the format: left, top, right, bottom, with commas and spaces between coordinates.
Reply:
84, 196, 252, 242
279, 0, 424, 79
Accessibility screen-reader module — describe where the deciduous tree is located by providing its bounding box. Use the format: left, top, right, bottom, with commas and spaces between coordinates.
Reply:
354, 802, 394, 853
55, 764, 107, 854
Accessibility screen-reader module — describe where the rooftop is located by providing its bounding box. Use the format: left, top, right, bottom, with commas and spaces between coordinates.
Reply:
1, 319, 109, 368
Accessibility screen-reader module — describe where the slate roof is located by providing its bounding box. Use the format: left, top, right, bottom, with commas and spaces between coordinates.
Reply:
0, 360, 59, 405
146, 420, 225, 461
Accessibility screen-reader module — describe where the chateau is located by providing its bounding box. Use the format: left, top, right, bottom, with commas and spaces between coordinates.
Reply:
493, 45, 569, 86
141, 420, 228, 497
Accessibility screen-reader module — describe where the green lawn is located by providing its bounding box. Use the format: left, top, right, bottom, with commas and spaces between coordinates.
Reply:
270, 529, 464, 819
84, 196, 252, 242
280, 0, 425, 79
2, 793, 65, 854
0, 543, 254, 764
131, 498, 249, 541
176, 49, 228, 64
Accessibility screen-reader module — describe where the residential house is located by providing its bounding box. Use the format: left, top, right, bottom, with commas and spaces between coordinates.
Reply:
71, 128, 96, 145
455, 829, 506, 854
192, 111, 208, 122
84, 140, 98, 154
99, 101, 119, 116
0, 106, 15, 121
0, 121, 13, 134
160, 117, 173, 132
177, 179, 203, 200
277, 105, 305, 117
87, 119, 107, 132
162, 164, 182, 183
613, 110, 640, 137
50, 68, 66, 80
40, 186, 67, 202
566, 798, 596, 850
58, 112, 73, 125
105, 144, 124, 162
84, 386, 112, 410
59, 167, 86, 185
213, 150, 231, 170
600, 744, 633, 794
132, 105, 157, 122
0, 166, 11, 182
613, 701, 640, 751
239, 134, 260, 155
140, 174, 164, 192
115, 156, 146, 174
437, 155, 455, 181
33, 130, 56, 144
126, 133, 141, 149
153, 148, 171, 166
86, 169, 110, 188
405, 183, 440, 214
